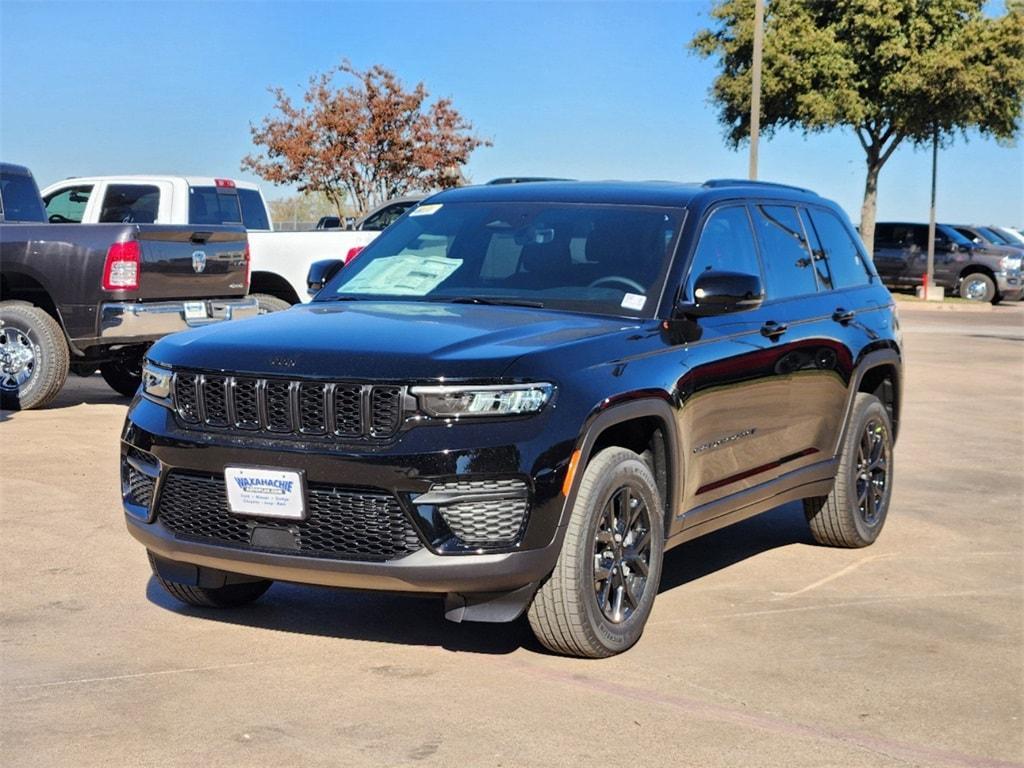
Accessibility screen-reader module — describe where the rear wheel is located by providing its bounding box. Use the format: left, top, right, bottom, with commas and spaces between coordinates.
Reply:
100, 354, 143, 398
804, 393, 894, 548
252, 293, 292, 314
528, 447, 664, 658
0, 301, 69, 410
958, 272, 998, 303
148, 552, 272, 608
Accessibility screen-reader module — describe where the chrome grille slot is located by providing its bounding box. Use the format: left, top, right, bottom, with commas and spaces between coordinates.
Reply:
171, 372, 403, 441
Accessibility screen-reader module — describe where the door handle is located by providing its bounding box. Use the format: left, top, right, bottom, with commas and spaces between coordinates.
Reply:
832, 307, 856, 324
760, 320, 788, 339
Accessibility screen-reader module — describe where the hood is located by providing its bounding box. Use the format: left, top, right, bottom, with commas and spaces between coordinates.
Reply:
148, 300, 642, 381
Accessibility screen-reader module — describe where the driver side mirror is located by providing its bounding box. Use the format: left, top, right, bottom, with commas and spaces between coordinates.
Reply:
307, 259, 345, 295
675, 270, 764, 318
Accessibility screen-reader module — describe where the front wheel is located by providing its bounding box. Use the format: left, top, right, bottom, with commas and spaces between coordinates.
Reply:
252, 293, 292, 314
528, 447, 664, 658
804, 393, 894, 548
148, 552, 272, 608
958, 273, 998, 303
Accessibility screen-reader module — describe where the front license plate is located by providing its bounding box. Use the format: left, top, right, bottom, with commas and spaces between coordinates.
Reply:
183, 301, 208, 320
224, 467, 305, 520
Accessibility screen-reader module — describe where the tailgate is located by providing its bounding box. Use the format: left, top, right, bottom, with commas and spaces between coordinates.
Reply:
135, 225, 248, 300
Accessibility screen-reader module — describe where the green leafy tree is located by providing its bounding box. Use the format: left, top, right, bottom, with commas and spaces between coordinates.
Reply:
691, 0, 1024, 250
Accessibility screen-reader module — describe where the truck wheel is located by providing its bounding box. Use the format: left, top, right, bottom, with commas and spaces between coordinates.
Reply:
528, 447, 664, 658
958, 273, 997, 303
0, 301, 69, 410
252, 293, 292, 314
804, 393, 894, 548
100, 356, 143, 398
148, 552, 272, 608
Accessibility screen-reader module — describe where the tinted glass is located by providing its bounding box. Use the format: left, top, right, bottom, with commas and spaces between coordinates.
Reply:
687, 205, 761, 296
43, 184, 92, 223
189, 186, 242, 225
806, 208, 871, 288
800, 210, 833, 290
238, 188, 270, 230
362, 201, 416, 231
321, 202, 683, 317
99, 184, 159, 223
751, 204, 817, 298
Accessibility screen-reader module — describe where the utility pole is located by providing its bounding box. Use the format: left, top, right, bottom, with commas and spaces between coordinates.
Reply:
925, 126, 939, 300
748, 0, 765, 180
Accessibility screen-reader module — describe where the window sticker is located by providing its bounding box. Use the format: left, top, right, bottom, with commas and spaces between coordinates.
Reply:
339, 254, 461, 296
409, 203, 442, 217
621, 292, 647, 311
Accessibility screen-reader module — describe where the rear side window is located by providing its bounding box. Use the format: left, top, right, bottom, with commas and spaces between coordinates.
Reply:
751, 204, 817, 299
43, 184, 92, 223
687, 205, 761, 295
361, 201, 417, 231
0, 172, 47, 222
237, 188, 270, 230
189, 186, 242, 225
99, 184, 160, 223
806, 208, 871, 288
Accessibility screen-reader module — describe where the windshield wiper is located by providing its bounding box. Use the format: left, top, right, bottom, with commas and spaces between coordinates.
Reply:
440, 296, 545, 308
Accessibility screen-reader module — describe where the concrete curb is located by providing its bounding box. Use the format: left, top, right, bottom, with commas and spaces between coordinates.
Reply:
892, 299, 1012, 313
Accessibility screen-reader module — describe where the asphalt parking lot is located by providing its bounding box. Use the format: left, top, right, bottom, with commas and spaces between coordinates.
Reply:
1, 304, 1022, 768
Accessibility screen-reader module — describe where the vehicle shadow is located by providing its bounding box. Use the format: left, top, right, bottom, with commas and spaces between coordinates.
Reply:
145, 501, 814, 655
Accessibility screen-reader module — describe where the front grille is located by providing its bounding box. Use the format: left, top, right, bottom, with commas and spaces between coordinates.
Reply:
156, 472, 421, 561
430, 479, 529, 545
171, 372, 404, 441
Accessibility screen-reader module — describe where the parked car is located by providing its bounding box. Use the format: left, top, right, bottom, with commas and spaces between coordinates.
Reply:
989, 226, 1024, 246
354, 196, 424, 231
1, 163, 256, 409
39, 175, 378, 310
872, 221, 1023, 303
121, 179, 902, 657
951, 225, 1024, 253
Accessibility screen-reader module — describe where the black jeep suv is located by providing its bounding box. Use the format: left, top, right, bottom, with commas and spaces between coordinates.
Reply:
121, 180, 902, 657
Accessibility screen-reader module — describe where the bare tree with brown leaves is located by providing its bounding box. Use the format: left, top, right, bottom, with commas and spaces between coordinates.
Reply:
242, 61, 490, 217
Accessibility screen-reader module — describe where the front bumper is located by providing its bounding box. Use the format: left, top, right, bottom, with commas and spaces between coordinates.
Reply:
99, 297, 259, 344
995, 270, 1023, 299
121, 397, 576, 597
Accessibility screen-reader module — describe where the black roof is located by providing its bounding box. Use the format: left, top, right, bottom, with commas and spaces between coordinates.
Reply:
430, 179, 822, 208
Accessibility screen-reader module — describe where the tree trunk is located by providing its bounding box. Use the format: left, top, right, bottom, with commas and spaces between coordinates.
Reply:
859, 152, 882, 254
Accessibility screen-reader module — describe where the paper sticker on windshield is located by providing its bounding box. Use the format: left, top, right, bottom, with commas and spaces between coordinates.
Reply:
621, 293, 647, 311
409, 203, 442, 216
340, 254, 461, 296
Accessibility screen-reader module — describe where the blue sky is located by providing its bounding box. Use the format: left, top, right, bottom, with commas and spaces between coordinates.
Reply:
2, 0, 1021, 225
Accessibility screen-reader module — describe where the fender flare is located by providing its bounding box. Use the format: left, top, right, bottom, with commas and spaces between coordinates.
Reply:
559, 397, 680, 536
833, 346, 903, 455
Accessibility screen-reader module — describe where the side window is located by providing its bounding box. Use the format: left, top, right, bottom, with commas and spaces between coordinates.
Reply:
874, 224, 896, 248
43, 185, 93, 223
751, 204, 817, 299
687, 205, 761, 296
799, 209, 833, 290
237, 189, 270, 230
363, 202, 415, 231
806, 208, 871, 288
98, 184, 160, 223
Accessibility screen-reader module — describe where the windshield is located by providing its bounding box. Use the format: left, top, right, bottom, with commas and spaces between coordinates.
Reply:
318, 202, 683, 317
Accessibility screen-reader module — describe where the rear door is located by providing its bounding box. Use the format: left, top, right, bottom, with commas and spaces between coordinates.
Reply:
134, 226, 249, 300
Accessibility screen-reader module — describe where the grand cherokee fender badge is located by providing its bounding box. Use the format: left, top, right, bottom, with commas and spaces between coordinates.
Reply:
692, 428, 756, 454
191, 250, 207, 273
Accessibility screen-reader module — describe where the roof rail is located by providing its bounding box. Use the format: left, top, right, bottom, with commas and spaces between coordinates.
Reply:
702, 178, 816, 195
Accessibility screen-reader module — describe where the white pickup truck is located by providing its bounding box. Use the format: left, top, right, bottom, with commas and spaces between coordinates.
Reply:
39, 175, 379, 311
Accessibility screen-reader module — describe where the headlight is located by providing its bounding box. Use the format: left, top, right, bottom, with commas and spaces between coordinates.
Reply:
999, 255, 1022, 272
411, 383, 553, 418
141, 361, 173, 403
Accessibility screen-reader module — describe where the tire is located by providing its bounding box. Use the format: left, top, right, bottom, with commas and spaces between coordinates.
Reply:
0, 301, 69, 410
958, 272, 998, 303
148, 552, 272, 608
528, 447, 665, 658
100, 355, 143, 398
804, 393, 894, 548
252, 293, 292, 314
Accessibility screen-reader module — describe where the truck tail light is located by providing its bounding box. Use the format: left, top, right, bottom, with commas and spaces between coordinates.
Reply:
344, 246, 364, 264
102, 241, 141, 291
243, 241, 251, 287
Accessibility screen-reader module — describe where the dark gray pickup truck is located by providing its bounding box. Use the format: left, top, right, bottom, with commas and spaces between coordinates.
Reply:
1, 163, 258, 409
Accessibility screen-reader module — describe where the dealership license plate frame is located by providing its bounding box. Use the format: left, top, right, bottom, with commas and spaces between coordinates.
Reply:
224, 466, 307, 520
